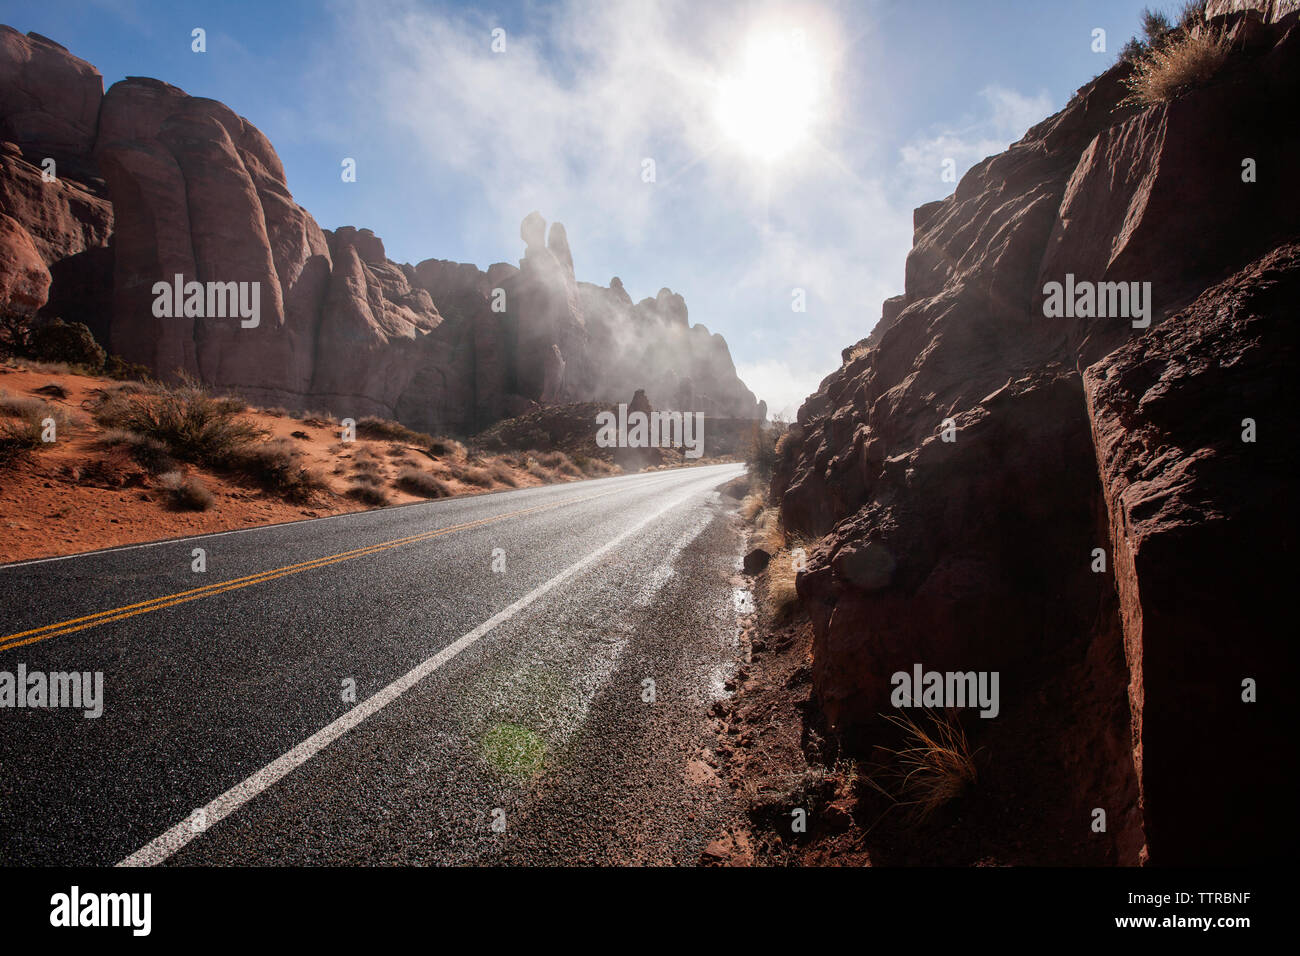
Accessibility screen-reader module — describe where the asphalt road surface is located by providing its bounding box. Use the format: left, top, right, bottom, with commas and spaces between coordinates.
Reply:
0, 463, 748, 865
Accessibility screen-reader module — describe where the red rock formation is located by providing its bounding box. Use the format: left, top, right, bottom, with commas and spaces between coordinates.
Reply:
0, 28, 762, 433
1084, 243, 1297, 864
774, 9, 1297, 863
0, 27, 100, 162
0, 211, 48, 314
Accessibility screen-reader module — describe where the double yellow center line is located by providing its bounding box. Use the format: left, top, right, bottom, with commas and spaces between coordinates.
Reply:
0, 491, 614, 654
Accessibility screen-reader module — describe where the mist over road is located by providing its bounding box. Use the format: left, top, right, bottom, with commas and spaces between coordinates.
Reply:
0, 463, 746, 865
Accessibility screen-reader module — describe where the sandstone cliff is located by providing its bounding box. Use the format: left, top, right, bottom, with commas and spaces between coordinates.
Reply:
772, 3, 1296, 864
0, 25, 763, 434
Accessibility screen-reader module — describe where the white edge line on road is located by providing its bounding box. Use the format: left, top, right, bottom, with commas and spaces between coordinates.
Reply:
116, 469, 735, 866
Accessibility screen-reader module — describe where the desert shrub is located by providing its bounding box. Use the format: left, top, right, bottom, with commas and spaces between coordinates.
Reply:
212, 396, 248, 414
534, 450, 581, 477
1178, 0, 1207, 29
103, 354, 152, 382
525, 457, 553, 481
396, 467, 451, 498
428, 437, 466, 458
351, 456, 384, 478
1139, 7, 1174, 43
160, 471, 214, 510
0, 306, 30, 353
347, 480, 390, 506
745, 420, 782, 488
0, 414, 43, 463
94, 376, 265, 466
0, 394, 68, 463
301, 410, 338, 427
1122, 22, 1229, 104
73, 448, 137, 488
27, 319, 106, 371
487, 461, 518, 487
100, 428, 176, 473
356, 415, 436, 446
571, 454, 618, 477
33, 382, 67, 399
458, 465, 494, 487
1119, 35, 1148, 62
0, 392, 63, 420
231, 438, 327, 502
10, 358, 71, 375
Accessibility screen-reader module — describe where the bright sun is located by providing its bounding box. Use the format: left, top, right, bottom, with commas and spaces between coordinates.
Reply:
716, 30, 824, 163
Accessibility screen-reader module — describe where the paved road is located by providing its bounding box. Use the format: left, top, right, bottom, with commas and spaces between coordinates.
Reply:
0, 463, 747, 865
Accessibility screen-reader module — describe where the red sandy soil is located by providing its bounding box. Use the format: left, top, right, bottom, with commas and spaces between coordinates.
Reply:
0, 362, 576, 565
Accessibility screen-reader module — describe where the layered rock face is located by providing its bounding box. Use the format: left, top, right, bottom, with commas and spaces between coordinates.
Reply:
0, 26, 762, 433
774, 6, 1296, 863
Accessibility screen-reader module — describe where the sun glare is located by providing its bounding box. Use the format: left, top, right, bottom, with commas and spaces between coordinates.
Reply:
716, 29, 824, 163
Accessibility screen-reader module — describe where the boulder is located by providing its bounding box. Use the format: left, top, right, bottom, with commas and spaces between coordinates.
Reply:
0, 212, 50, 314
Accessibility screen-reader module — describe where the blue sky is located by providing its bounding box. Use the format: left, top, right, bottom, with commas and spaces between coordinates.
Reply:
6, 0, 1155, 417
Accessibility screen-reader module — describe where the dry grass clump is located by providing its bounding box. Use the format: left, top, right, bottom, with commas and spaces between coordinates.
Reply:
355, 416, 436, 447
0, 393, 69, 464
350, 455, 384, 478
231, 438, 328, 503
93, 379, 329, 502
535, 450, 582, 478
346, 474, 390, 506
572, 454, 619, 477
160, 471, 214, 511
487, 461, 518, 487
458, 465, 494, 487
427, 437, 466, 458
755, 507, 786, 553
100, 428, 175, 473
94, 377, 264, 466
739, 493, 764, 522
866, 710, 979, 823
765, 549, 801, 614
300, 410, 338, 427
1122, 23, 1230, 105
72, 448, 136, 488
0, 391, 67, 422
212, 395, 247, 414
396, 467, 451, 498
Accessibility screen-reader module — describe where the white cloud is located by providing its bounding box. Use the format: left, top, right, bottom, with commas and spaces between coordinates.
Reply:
736, 357, 828, 422
323, 0, 739, 252
897, 85, 1055, 197
306, 2, 1057, 423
